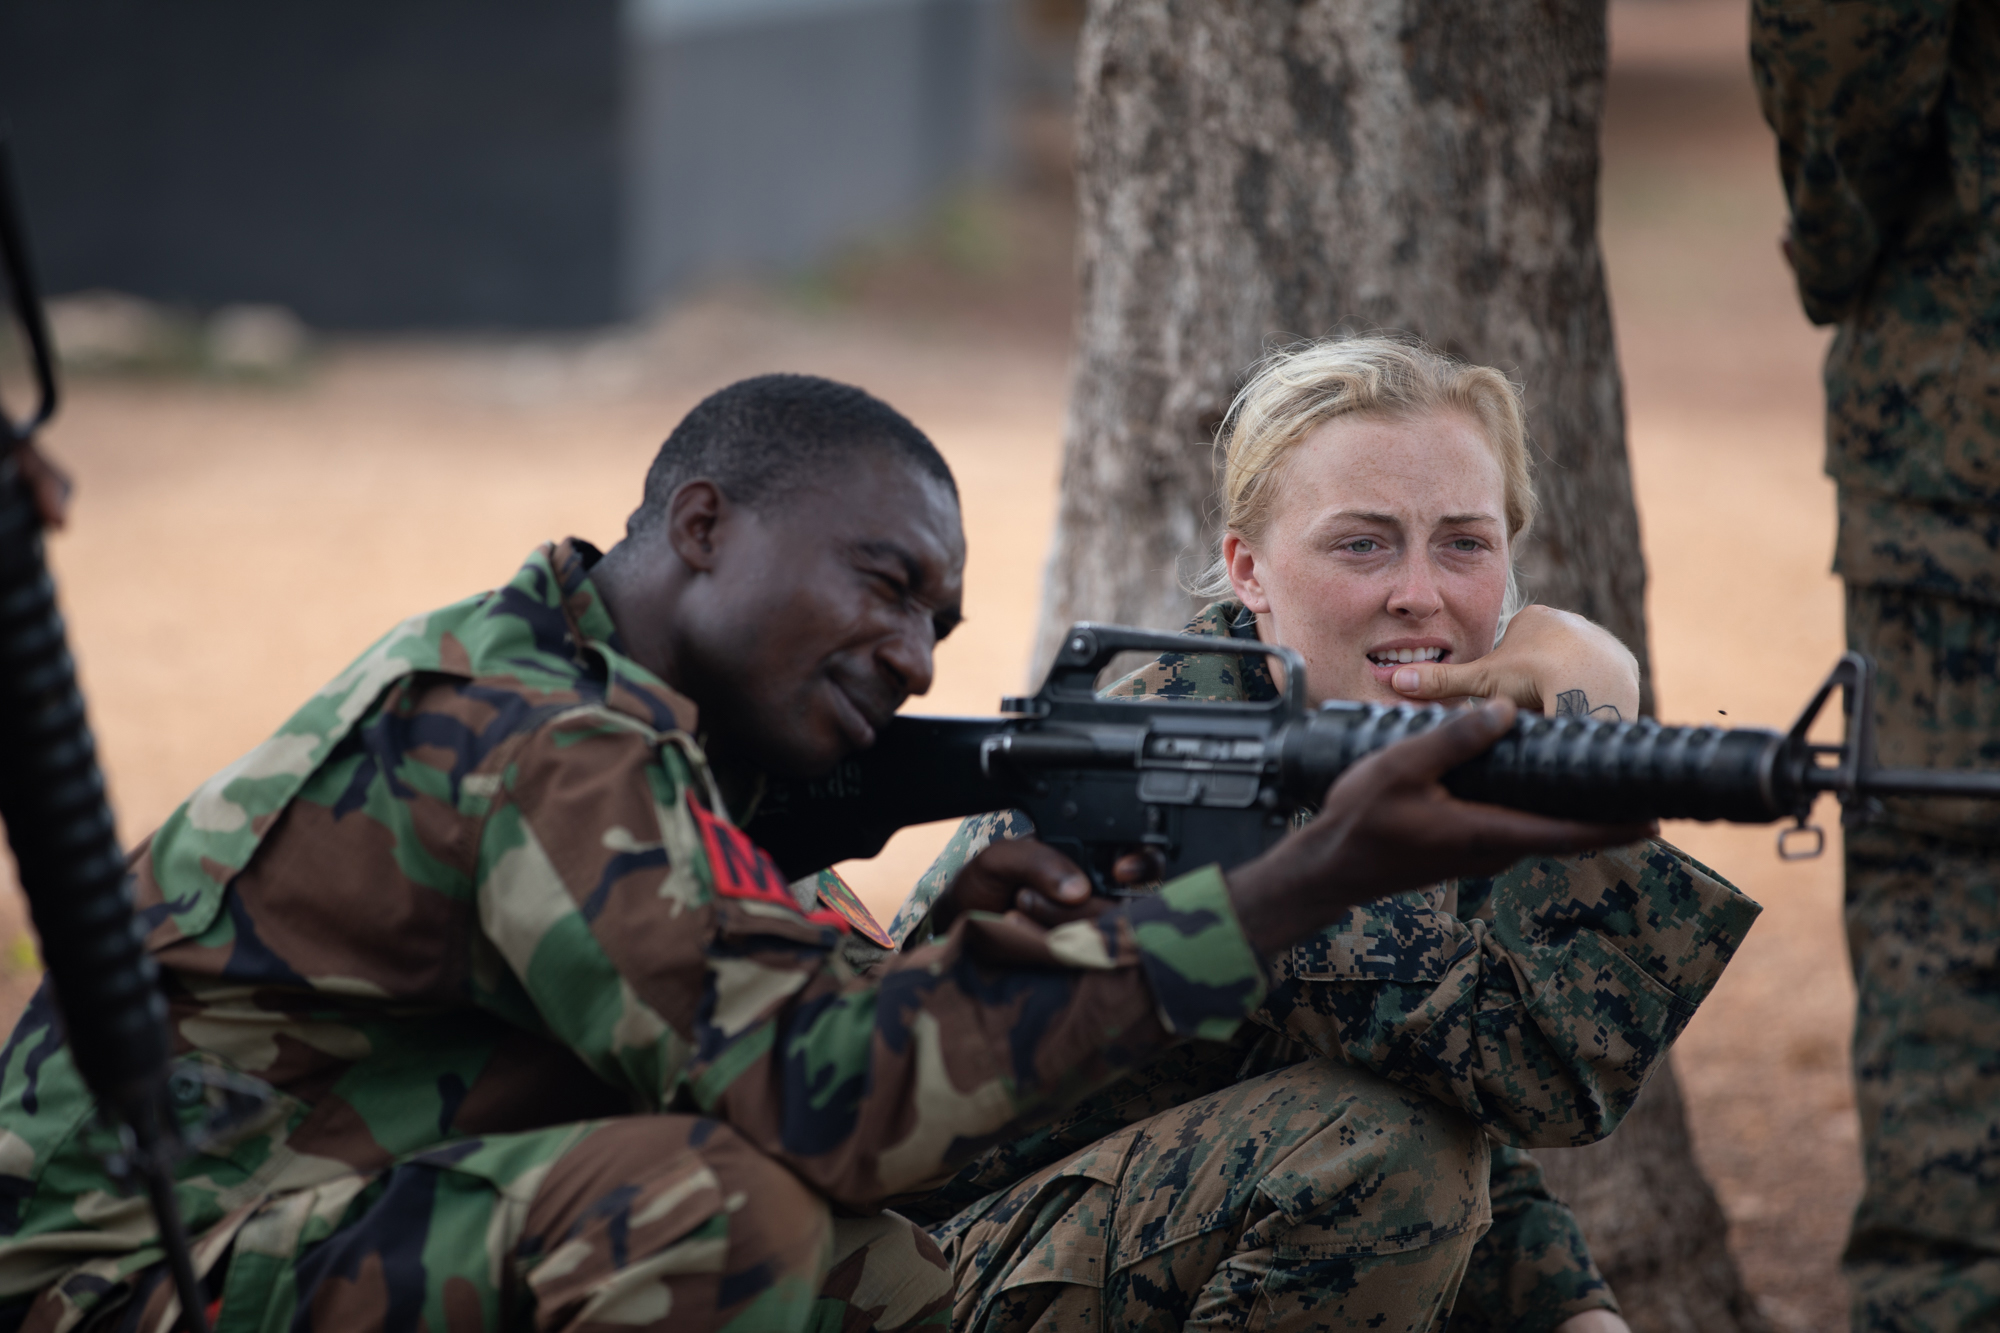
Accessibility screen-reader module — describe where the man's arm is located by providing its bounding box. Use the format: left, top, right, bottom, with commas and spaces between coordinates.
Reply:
902, 830, 1754, 1150
478, 700, 1642, 1210
1750, 0, 1957, 323
476, 710, 1265, 1211
905, 834, 1755, 1150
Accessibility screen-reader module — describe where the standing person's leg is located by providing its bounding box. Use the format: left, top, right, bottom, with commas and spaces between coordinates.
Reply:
1841, 584, 2000, 1332
940, 1058, 1490, 1333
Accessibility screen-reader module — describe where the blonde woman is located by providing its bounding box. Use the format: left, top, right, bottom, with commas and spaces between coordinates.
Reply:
1197, 334, 1637, 724
887, 336, 1756, 1333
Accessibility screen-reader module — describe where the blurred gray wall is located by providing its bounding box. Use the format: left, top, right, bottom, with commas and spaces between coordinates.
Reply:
0, 0, 1009, 329
624, 0, 1007, 312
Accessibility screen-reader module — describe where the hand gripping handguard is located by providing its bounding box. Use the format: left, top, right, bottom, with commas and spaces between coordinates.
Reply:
747, 624, 2000, 893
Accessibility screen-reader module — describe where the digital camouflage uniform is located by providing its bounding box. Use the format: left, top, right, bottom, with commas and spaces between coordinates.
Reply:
0, 542, 1278, 1333
1753, 4, 2000, 1327
884, 601, 1762, 1332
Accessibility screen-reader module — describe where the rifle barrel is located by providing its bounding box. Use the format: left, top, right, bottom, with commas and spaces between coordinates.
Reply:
1857, 767, 2000, 799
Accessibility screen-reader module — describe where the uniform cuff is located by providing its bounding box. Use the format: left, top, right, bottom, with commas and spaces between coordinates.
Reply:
1620, 842, 1763, 1008
1125, 865, 1267, 1042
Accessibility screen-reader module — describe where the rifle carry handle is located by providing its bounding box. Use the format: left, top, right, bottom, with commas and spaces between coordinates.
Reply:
1017, 622, 1310, 715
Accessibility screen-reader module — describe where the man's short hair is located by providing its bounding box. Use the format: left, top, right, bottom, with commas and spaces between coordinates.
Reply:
630, 374, 956, 532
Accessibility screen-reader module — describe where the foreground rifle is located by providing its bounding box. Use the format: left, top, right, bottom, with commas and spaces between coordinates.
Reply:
0, 136, 211, 1332
748, 623, 2000, 893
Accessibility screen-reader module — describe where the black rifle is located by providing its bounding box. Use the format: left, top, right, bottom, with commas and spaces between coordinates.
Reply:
0, 135, 211, 1332
747, 623, 2000, 893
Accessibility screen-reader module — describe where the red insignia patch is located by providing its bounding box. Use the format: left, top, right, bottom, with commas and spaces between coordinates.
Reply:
687, 794, 849, 933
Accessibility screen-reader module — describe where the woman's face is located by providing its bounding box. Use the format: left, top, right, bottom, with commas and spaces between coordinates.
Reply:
1224, 410, 1511, 706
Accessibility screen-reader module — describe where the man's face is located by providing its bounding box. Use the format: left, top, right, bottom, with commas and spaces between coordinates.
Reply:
674, 451, 966, 779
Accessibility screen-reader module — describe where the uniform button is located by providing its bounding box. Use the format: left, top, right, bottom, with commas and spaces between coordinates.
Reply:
168, 1071, 203, 1108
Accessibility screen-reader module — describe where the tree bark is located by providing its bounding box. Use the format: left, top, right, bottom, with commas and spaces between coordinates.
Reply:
1042, 3, 1761, 1329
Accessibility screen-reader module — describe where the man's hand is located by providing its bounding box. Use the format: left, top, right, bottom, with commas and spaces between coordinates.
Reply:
930, 839, 1132, 935
1226, 698, 1655, 957
9, 441, 71, 530
1388, 604, 1639, 721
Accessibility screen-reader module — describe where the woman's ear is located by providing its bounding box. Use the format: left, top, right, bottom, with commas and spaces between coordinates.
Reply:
1222, 533, 1272, 613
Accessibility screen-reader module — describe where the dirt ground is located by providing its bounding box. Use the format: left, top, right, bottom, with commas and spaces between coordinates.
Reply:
2, 4, 1861, 1328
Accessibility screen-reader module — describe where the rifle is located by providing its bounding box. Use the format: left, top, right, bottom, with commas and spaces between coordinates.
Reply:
747, 622, 2000, 894
0, 135, 212, 1332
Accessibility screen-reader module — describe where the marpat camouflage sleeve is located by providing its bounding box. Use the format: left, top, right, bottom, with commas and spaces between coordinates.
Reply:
1262, 841, 1755, 1148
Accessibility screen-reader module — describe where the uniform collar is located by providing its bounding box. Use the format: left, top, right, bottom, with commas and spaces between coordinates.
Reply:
1192, 599, 1280, 703
543, 538, 701, 736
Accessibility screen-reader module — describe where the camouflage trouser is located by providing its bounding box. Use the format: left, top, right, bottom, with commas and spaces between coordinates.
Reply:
1842, 585, 2000, 1332
932, 1057, 1490, 1332
86, 1116, 951, 1333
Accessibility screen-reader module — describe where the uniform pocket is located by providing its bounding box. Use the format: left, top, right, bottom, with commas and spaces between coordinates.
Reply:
955, 1132, 1137, 1305
1524, 931, 1696, 1109
986, 1178, 1117, 1293
1249, 1070, 1490, 1261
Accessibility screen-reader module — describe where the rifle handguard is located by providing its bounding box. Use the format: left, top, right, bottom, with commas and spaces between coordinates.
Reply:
1290, 703, 1799, 824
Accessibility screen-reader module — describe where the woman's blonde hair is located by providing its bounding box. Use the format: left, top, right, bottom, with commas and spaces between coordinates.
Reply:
1191, 334, 1538, 632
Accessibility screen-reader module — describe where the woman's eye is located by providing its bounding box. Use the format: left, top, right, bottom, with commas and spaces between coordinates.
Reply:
1450, 539, 1481, 552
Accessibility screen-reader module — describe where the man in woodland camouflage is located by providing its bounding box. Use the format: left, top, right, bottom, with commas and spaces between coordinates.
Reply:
0, 376, 1657, 1333
889, 604, 1757, 1333
1755, 4, 2000, 1328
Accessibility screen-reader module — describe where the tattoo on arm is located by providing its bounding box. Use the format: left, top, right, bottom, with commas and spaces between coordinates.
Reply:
1555, 689, 1623, 721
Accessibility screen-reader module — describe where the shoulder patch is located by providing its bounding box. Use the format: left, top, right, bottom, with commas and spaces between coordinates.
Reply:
802, 869, 894, 948
686, 793, 849, 933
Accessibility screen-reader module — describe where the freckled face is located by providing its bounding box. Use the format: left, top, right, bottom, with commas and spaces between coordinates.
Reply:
1225, 411, 1511, 706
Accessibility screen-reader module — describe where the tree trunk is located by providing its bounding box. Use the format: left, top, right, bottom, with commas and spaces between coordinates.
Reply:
1041, 2, 1762, 1329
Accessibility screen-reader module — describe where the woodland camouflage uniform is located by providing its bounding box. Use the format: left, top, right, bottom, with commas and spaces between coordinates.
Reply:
1755, 3, 2000, 1327
886, 601, 1761, 1333
0, 541, 1276, 1333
